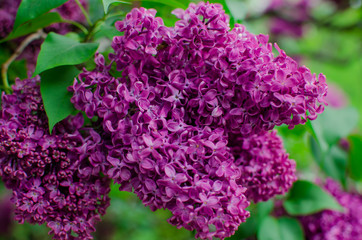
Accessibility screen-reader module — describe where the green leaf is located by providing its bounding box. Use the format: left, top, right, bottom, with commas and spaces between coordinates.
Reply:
88, 0, 106, 22
228, 200, 273, 239
0, 12, 62, 42
310, 107, 359, 147
283, 180, 344, 216
307, 107, 358, 184
102, 0, 131, 14
309, 136, 348, 187
277, 125, 313, 169
102, 0, 188, 14
40, 66, 80, 133
225, 0, 244, 24
34, 33, 98, 75
256, 200, 274, 221
278, 217, 304, 240
14, 0, 68, 29
257, 216, 304, 240
228, 215, 257, 240
323, 145, 348, 186
140, 0, 187, 8
257, 216, 280, 240
8, 59, 28, 81
94, 23, 123, 40
348, 135, 362, 181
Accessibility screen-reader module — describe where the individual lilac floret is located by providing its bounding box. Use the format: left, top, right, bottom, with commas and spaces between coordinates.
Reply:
300, 179, 362, 240
0, 77, 111, 240
230, 131, 297, 202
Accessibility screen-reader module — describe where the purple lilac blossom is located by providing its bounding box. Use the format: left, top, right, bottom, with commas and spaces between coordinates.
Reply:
300, 178, 362, 240
111, 2, 327, 136
71, 2, 326, 239
268, 0, 312, 38
230, 131, 297, 202
72, 53, 250, 239
0, 77, 111, 240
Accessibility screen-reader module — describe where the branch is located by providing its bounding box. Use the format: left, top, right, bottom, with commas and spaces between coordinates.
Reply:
1, 30, 47, 93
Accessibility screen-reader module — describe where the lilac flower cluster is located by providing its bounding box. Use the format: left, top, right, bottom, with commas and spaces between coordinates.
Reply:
0, 77, 110, 240
300, 179, 362, 240
230, 131, 297, 202
70, 2, 326, 239
0, 0, 88, 71
114, 3, 327, 135
72, 53, 250, 239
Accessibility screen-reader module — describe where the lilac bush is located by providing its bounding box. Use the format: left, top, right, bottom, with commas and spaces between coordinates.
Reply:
0, 77, 111, 239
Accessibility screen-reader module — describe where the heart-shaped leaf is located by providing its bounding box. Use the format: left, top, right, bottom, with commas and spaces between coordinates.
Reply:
0, 12, 62, 43
283, 180, 344, 216
310, 107, 359, 148
102, 0, 131, 14
348, 135, 362, 181
257, 216, 304, 240
102, 0, 187, 14
14, 0, 69, 29
34, 33, 98, 75
40, 66, 80, 133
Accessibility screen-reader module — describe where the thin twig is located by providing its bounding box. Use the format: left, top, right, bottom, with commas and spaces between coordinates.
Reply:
84, 16, 106, 42
62, 19, 89, 35
75, 0, 93, 26
1, 30, 47, 94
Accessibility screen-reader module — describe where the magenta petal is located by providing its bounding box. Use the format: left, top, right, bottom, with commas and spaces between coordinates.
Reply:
203, 89, 217, 101
165, 165, 176, 178
141, 158, 155, 170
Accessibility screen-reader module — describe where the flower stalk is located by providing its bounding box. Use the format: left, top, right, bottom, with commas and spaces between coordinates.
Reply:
1, 30, 46, 94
